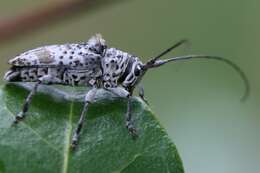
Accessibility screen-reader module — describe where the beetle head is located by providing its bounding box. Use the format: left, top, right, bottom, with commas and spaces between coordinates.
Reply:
121, 57, 145, 90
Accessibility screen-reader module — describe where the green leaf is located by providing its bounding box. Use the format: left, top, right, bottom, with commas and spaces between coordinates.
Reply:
0, 83, 184, 173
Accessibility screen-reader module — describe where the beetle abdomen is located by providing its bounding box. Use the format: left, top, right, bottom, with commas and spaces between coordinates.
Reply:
8, 43, 101, 68
4, 67, 51, 82
4, 66, 102, 87
5, 42, 103, 86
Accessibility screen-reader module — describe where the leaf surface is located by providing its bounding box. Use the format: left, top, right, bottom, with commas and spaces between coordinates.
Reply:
0, 83, 184, 173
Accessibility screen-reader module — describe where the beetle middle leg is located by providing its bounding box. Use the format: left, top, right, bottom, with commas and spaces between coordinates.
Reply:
13, 75, 64, 124
71, 87, 97, 149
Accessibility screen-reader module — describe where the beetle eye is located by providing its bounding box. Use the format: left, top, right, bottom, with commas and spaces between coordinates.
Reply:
134, 65, 141, 76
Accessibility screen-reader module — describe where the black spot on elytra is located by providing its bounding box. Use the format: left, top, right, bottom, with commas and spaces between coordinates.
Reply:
78, 52, 83, 55
116, 64, 119, 70
74, 60, 80, 66
71, 51, 74, 54
59, 61, 63, 65
69, 56, 73, 59
63, 51, 67, 54
59, 56, 63, 59
112, 73, 117, 77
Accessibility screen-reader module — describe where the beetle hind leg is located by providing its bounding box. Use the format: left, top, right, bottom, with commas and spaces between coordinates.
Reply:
13, 80, 41, 125
13, 75, 64, 125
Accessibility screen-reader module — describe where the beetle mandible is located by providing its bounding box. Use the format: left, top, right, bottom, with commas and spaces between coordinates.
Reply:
4, 34, 250, 149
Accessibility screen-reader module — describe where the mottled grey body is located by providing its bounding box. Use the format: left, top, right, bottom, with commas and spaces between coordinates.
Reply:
4, 34, 143, 149
6, 43, 101, 85
5, 35, 142, 89
4, 34, 249, 149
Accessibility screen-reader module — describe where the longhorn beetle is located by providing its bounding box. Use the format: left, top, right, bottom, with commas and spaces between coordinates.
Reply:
4, 34, 250, 149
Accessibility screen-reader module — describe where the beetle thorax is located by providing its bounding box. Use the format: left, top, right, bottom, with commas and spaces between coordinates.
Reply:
101, 48, 143, 89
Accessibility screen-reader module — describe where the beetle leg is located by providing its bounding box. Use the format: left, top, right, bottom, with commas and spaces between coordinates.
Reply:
125, 95, 138, 139
13, 75, 64, 125
71, 87, 97, 150
106, 87, 138, 139
13, 80, 41, 124
106, 87, 130, 98
39, 74, 64, 85
138, 84, 149, 105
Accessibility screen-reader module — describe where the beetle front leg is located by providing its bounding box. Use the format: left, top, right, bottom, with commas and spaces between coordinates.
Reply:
138, 84, 149, 105
13, 75, 64, 125
125, 95, 138, 139
106, 87, 138, 139
71, 87, 97, 149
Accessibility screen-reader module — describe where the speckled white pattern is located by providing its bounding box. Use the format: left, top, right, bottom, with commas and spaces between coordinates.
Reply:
4, 34, 144, 89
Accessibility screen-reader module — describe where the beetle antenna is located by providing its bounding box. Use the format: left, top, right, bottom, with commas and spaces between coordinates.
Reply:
144, 55, 250, 102
145, 39, 189, 67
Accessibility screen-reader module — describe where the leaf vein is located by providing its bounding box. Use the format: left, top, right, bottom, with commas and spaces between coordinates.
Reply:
61, 101, 74, 173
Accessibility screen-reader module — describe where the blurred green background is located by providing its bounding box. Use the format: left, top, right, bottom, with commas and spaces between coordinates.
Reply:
0, 0, 259, 172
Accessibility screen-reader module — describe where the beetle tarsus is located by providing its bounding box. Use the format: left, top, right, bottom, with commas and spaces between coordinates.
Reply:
70, 136, 79, 150
126, 121, 138, 139
12, 112, 24, 125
